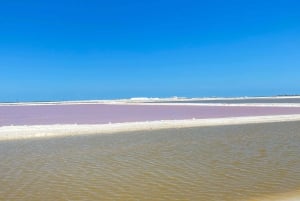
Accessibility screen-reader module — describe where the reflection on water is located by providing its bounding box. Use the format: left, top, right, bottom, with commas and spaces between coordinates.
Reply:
1, 122, 300, 201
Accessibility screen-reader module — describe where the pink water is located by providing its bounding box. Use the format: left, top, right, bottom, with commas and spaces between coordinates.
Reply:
1, 104, 300, 126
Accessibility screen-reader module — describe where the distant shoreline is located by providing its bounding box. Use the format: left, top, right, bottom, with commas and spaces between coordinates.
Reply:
1, 95, 300, 106
1, 115, 300, 141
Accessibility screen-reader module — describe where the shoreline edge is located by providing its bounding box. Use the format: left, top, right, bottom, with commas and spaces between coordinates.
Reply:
1, 114, 300, 141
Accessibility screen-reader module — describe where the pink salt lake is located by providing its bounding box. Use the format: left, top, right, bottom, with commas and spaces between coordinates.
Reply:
1, 104, 300, 126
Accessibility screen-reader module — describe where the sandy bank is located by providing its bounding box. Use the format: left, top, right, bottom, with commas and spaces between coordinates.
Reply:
1, 114, 300, 141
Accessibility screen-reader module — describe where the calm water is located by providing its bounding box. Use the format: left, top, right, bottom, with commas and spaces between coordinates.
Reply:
2, 104, 300, 126
1, 122, 300, 201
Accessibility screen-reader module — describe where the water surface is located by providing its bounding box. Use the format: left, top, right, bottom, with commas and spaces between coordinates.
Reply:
1, 122, 300, 200
1, 104, 300, 126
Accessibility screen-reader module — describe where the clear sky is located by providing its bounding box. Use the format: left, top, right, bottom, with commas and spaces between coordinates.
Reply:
0, 0, 300, 101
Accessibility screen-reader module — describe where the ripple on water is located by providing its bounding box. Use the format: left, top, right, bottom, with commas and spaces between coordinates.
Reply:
0, 121, 300, 201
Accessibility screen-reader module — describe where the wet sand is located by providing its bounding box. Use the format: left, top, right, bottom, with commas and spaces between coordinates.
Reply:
1, 121, 300, 201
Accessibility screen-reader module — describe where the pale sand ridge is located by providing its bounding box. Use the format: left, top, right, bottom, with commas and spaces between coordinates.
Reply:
1, 114, 300, 141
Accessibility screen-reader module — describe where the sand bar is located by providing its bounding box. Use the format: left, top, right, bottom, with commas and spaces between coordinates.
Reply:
1, 114, 300, 141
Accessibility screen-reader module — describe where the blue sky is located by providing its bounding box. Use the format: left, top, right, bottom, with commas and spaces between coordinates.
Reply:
0, 0, 300, 101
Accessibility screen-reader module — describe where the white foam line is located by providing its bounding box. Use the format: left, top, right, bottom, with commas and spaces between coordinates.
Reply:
1, 115, 300, 141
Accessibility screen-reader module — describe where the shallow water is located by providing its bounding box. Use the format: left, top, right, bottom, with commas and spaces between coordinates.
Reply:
1, 122, 300, 201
